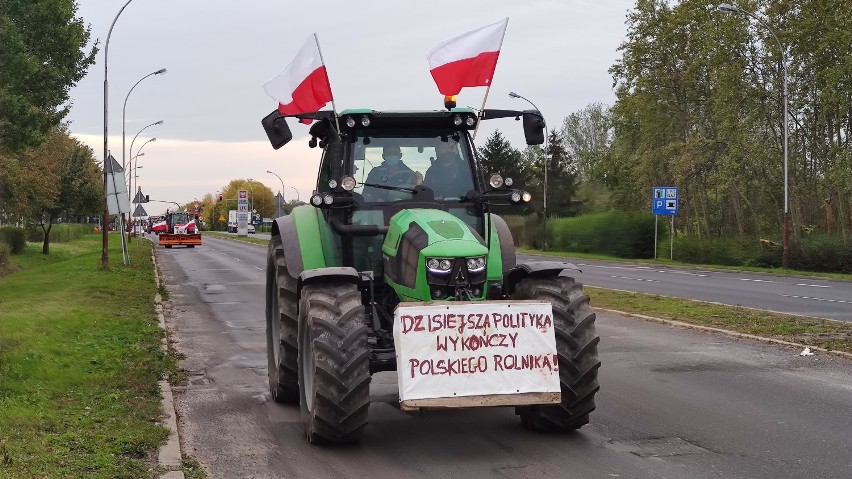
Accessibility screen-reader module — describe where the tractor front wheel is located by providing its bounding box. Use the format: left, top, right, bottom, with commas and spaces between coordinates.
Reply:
298, 282, 370, 444
512, 276, 601, 431
266, 236, 299, 403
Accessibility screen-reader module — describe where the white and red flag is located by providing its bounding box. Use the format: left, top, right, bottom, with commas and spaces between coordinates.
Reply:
263, 34, 334, 116
427, 18, 508, 96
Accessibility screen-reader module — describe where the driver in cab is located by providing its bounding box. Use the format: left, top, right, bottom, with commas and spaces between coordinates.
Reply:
363, 145, 421, 201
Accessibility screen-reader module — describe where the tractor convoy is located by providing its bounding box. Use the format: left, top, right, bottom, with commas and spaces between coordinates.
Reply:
158, 211, 202, 248
261, 106, 601, 444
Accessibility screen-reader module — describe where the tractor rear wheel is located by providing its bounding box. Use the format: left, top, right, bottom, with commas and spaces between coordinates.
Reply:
298, 282, 370, 444
512, 276, 601, 431
265, 236, 299, 403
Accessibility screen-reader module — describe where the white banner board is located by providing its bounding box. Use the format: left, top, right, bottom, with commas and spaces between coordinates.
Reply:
394, 301, 560, 407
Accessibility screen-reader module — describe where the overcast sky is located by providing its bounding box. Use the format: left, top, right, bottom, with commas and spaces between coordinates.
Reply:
66, 0, 635, 215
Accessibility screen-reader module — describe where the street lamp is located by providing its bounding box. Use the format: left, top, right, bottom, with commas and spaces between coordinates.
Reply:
129, 120, 163, 164
717, 3, 790, 268
132, 138, 155, 201
509, 91, 549, 249
122, 68, 166, 174
290, 186, 300, 202
102, 0, 136, 268
267, 170, 286, 217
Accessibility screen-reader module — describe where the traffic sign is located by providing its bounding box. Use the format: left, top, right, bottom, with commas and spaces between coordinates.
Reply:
652, 186, 679, 215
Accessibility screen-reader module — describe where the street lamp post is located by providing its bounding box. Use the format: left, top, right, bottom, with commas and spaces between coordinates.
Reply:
128, 121, 162, 201
509, 91, 549, 249
102, 0, 136, 268
122, 69, 166, 173
267, 170, 286, 217
718, 3, 790, 268
131, 138, 155, 203
290, 187, 300, 202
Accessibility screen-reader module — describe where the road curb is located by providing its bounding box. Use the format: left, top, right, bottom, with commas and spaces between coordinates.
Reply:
597, 307, 852, 360
149, 242, 186, 479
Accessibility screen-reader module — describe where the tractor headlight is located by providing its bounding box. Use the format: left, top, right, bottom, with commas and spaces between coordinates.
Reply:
489, 174, 504, 189
310, 194, 323, 206
452, 114, 463, 126
427, 257, 453, 274
341, 176, 356, 191
505, 177, 514, 187
345, 117, 356, 128
511, 191, 522, 203
522, 191, 532, 203
465, 116, 476, 127
466, 256, 486, 272
328, 179, 338, 189
323, 194, 334, 205
360, 115, 371, 127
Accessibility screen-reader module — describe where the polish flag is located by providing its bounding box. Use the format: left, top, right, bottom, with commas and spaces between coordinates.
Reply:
427, 18, 508, 96
263, 34, 333, 116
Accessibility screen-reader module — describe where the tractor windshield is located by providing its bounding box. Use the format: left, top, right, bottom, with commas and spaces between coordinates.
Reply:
351, 132, 475, 202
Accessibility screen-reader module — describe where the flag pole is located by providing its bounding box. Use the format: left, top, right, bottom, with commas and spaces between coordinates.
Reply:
472, 18, 509, 141
313, 33, 341, 134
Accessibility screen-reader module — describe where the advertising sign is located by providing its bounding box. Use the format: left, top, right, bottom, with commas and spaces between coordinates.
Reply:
237, 189, 249, 236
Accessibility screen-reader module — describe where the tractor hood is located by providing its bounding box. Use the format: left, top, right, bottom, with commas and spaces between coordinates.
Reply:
382, 209, 489, 302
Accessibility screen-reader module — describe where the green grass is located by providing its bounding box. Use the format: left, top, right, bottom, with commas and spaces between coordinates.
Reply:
519, 247, 852, 281
587, 287, 852, 353
202, 231, 268, 246
0, 233, 175, 478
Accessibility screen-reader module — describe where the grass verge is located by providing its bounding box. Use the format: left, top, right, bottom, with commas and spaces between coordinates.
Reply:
586, 287, 852, 354
519, 247, 852, 281
0, 233, 176, 478
202, 231, 268, 246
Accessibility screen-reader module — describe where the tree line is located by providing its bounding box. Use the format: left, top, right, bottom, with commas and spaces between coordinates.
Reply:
0, 0, 100, 253
480, 0, 852, 248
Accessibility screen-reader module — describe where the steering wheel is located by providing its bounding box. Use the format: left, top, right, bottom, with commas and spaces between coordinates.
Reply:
386, 170, 419, 187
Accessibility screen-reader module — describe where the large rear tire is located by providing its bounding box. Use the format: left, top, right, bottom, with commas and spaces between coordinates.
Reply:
512, 276, 601, 431
265, 236, 300, 403
298, 282, 370, 444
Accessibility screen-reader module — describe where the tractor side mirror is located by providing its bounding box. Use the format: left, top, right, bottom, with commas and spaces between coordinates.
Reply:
261, 110, 293, 150
522, 110, 545, 146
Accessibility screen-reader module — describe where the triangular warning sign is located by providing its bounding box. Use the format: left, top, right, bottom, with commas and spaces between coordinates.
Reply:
133, 189, 147, 203
105, 154, 124, 174
132, 204, 148, 217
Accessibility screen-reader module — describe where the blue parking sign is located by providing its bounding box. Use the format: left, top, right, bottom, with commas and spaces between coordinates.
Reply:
652, 187, 679, 215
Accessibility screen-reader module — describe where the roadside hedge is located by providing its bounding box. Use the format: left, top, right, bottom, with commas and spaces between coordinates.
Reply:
0, 226, 27, 254
26, 223, 90, 243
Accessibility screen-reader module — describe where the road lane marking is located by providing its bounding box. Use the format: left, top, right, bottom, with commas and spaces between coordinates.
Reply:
657, 270, 708, 277
737, 278, 774, 283
610, 275, 659, 282
252, 266, 263, 270
795, 283, 830, 288
781, 294, 851, 304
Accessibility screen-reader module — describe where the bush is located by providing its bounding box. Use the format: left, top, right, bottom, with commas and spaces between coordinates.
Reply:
0, 226, 27, 254
26, 223, 90, 243
547, 212, 656, 258
0, 242, 10, 274
791, 234, 852, 273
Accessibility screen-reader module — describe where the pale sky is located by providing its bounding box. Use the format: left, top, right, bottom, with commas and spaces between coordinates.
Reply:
66, 0, 634, 215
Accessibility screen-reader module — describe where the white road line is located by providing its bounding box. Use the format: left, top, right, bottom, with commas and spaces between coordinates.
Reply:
781, 294, 852, 304
657, 270, 708, 277
795, 283, 831, 288
737, 278, 774, 283
610, 275, 659, 282
252, 266, 263, 270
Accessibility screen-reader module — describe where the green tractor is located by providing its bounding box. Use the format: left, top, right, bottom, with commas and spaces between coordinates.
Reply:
261, 106, 600, 444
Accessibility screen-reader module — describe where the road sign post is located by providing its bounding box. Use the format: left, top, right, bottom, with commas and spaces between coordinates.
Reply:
652, 187, 679, 260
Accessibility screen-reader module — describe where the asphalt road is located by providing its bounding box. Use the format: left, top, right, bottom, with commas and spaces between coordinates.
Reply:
517, 253, 852, 321
155, 234, 852, 478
